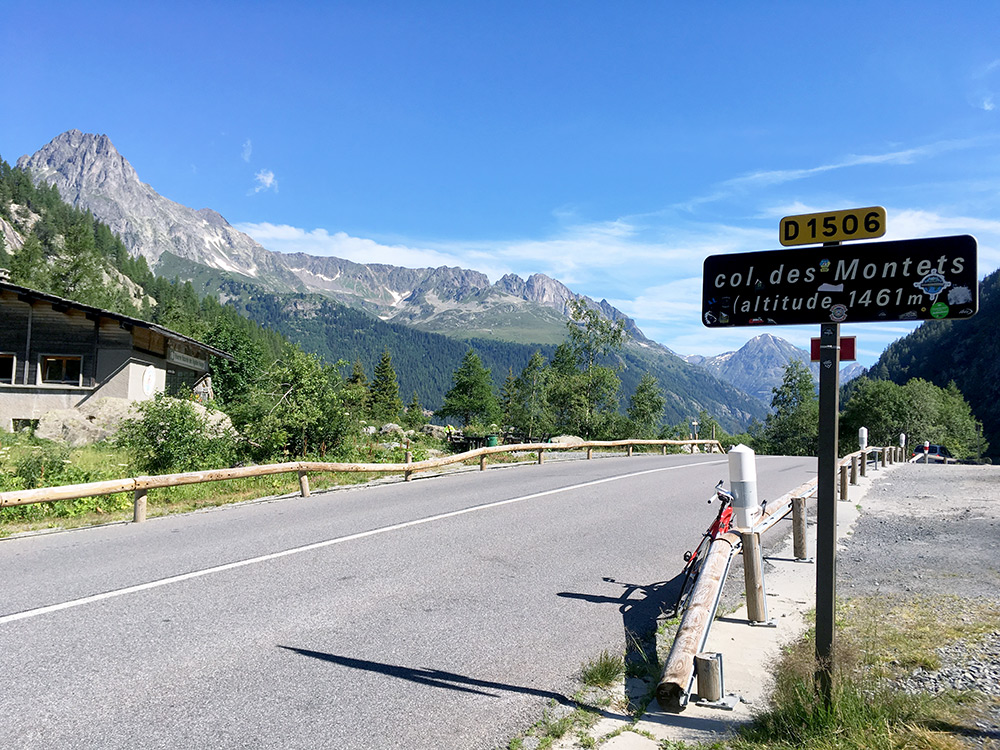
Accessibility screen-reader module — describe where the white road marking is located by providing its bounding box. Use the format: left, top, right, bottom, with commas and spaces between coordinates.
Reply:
1, 459, 726, 625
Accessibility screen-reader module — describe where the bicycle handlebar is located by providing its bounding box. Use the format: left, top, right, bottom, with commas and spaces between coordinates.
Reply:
713, 479, 735, 505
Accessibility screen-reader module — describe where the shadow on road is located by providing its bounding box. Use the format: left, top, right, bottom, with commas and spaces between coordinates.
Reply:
557, 573, 684, 709
278, 646, 577, 705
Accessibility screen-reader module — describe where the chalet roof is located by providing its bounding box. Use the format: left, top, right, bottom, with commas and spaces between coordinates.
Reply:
0, 280, 234, 361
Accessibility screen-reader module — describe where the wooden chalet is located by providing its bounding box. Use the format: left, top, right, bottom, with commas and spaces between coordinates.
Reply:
0, 277, 232, 431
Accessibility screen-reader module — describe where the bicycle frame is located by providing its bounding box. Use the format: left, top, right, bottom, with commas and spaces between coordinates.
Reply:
673, 481, 734, 613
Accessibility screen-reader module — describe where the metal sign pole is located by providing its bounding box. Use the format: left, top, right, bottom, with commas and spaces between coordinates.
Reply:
814, 251, 842, 703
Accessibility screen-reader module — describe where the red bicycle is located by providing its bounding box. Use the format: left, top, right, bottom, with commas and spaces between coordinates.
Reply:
673, 480, 735, 614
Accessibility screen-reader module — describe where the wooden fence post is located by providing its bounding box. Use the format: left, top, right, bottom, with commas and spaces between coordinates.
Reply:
537, 449, 545, 465
850, 455, 858, 485
741, 531, 768, 623
627, 445, 633, 457
298, 471, 311, 497
133, 489, 147, 523
695, 653, 723, 702
839, 465, 848, 501
792, 496, 808, 560
479, 454, 487, 471
587, 447, 593, 460
405, 451, 413, 481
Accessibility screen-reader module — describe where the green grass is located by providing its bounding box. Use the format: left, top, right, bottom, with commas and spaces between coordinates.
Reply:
726, 594, 1000, 750
0, 431, 442, 537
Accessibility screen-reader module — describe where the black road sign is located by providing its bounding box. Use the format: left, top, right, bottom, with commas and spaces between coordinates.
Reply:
702, 234, 978, 328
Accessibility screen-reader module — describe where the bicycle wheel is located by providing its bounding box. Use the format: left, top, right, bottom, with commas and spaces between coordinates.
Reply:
673, 535, 709, 614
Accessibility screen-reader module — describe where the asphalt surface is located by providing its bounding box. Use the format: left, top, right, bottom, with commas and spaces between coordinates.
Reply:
0, 452, 815, 749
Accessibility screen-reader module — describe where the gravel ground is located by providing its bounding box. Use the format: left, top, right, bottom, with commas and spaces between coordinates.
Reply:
838, 464, 1000, 748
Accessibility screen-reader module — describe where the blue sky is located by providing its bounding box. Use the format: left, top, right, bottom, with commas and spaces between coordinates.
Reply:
3, 1, 1000, 367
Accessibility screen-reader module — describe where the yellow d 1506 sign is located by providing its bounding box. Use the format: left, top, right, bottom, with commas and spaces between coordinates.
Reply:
780, 206, 886, 246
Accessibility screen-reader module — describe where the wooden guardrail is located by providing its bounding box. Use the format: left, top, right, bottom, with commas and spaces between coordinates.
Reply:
0, 438, 724, 523
655, 444, 904, 711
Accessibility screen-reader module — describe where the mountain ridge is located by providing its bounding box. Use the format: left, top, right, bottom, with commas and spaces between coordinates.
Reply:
12, 129, 768, 428
17, 131, 650, 346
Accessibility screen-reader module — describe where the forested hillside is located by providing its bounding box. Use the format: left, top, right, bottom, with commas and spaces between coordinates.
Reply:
868, 267, 1000, 458
156, 246, 767, 428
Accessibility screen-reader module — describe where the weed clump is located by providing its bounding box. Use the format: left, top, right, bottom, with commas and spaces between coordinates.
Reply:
581, 649, 626, 689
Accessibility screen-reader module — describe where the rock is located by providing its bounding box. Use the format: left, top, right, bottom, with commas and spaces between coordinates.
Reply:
34, 396, 235, 447
548, 434, 585, 446
421, 424, 448, 440
35, 398, 135, 447
379, 423, 403, 435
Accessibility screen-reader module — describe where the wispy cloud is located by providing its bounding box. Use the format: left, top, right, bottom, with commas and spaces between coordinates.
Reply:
237, 222, 468, 270
678, 139, 985, 211
241, 138, 253, 162
252, 169, 277, 193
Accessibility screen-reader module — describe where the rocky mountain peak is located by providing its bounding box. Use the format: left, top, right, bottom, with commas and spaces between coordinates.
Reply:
16, 130, 302, 288
18, 130, 140, 198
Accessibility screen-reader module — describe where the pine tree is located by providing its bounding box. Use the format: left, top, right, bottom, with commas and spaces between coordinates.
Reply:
369, 349, 403, 425
566, 299, 627, 438
500, 369, 518, 428
402, 390, 429, 430
437, 349, 500, 428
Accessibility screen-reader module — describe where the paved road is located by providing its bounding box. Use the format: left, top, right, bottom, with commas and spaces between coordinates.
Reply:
0, 453, 814, 749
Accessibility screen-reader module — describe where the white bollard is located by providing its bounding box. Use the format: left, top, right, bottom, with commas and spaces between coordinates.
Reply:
728, 444, 759, 529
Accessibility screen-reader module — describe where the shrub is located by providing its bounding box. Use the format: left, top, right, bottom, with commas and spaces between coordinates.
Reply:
115, 393, 236, 475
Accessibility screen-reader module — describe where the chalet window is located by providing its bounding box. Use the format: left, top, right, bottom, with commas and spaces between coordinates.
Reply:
0, 354, 13, 384
41, 355, 83, 386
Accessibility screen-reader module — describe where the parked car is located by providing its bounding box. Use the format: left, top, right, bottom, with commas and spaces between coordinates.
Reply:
911, 444, 954, 463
